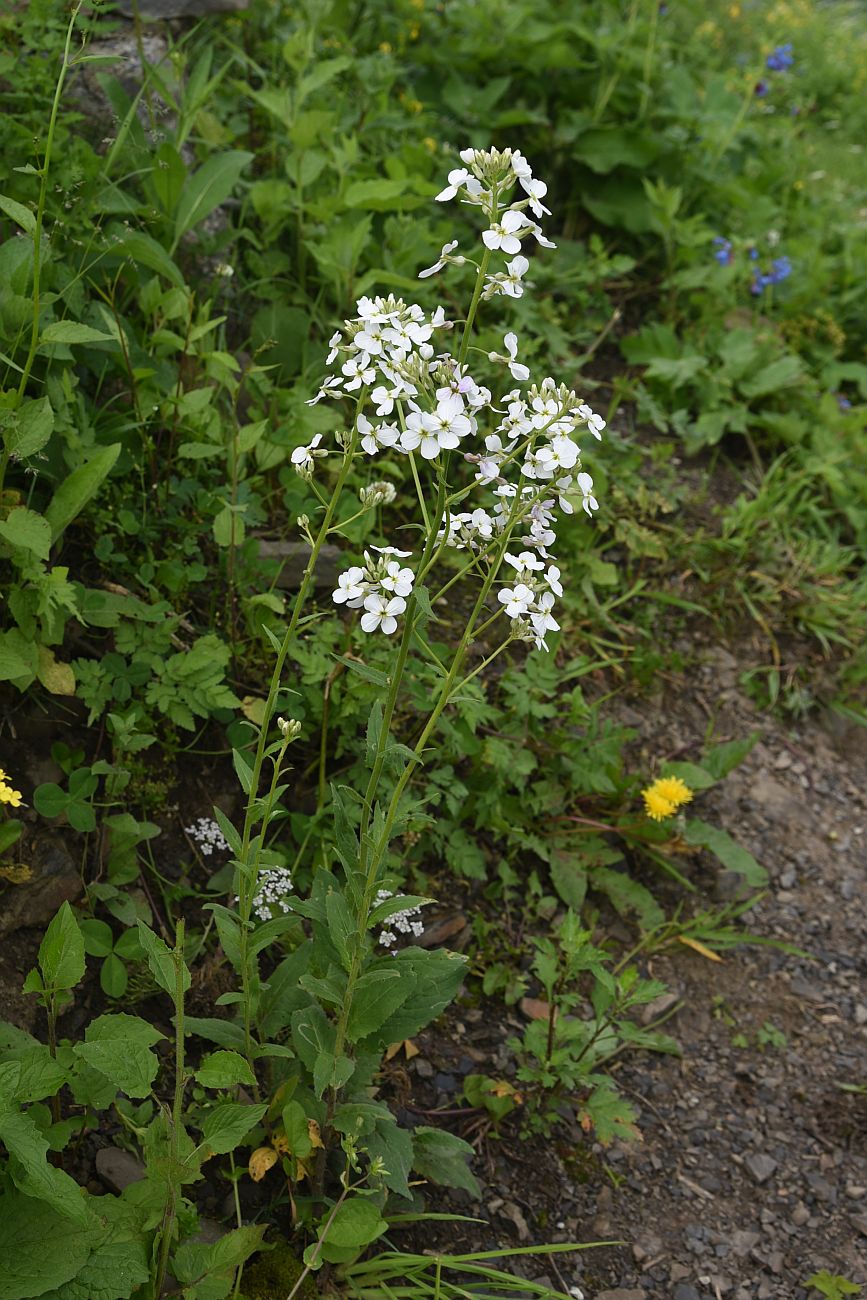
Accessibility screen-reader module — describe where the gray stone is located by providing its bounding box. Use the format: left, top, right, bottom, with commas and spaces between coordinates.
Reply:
595, 1291, 646, 1300
116, 0, 249, 18
674, 1286, 701, 1300
95, 1146, 145, 1193
744, 1153, 777, 1184
256, 540, 342, 589
791, 1202, 810, 1226
0, 837, 83, 934
730, 1230, 761, 1257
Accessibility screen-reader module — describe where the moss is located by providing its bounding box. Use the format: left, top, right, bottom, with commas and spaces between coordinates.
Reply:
242, 1244, 321, 1300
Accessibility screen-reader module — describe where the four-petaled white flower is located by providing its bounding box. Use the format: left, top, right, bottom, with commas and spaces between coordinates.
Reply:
482, 210, 528, 255
380, 561, 414, 597
361, 593, 406, 635
503, 254, 529, 297
402, 394, 471, 460
291, 433, 324, 476
342, 353, 376, 389
435, 168, 472, 202
332, 566, 367, 607
576, 471, 599, 515
503, 332, 529, 382
498, 583, 535, 618
419, 240, 463, 279
359, 414, 400, 457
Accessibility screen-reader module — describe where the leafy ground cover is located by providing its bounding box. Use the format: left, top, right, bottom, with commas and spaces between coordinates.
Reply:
0, 0, 865, 1296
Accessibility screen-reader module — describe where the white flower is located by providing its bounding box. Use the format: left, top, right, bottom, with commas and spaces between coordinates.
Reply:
482, 210, 528, 255
306, 375, 343, 406
185, 817, 229, 856
530, 591, 560, 638
545, 565, 564, 596
498, 582, 535, 618
419, 239, 463, 279
578, 404, 606, 439
291, 433, 324, 477
505, 550, 545, 574
522, 177, 551, 218
333, 566, 367, 608
326, 331, 342, 364
380, 560, 414, 598
577, 471, 599, 515
435, 168, 472, 202
503, 253, 529, 297
402, 394, 471, 460
370, 385, 399, 416
370, 544, 413, 558
359, 414, 400, 457
527, 222, 556, 249
359, 480, 396, 507
342, 353, 376, 390
503, 332, 529, 382
361, 592, 406, 635
247, 866, 294, 922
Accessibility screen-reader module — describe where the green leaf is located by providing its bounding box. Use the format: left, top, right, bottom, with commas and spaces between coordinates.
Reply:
549, 850, 589, 910
1, 396, 54, 459
0, 1192, 91, 1298
80, 919, 115, 958
44, 444, 121, 542
683, 819, 767, 887
412, 1127, 480, 1197
0, 507, 51, 559
108, 229, 184, 288
0, 629, 37, 684
702, 732, 760, 780
194, 1050, 257, 1090
7, 1044, 68, 1103
199, 1101, 267, 1155
100, 953, 128, 999
334, 654, 388, 687
136, 922, 191, 998
325, 889, 355, 972
40, 321, 115, 346
183, 1017, 247, 1051
38, 902, 85, 992
346, 968, 412, 1044
660, 760, 717, 791
343, 177, 410, 209
591, 867, 665, 931
366, 1117, 413, 1198
739, 354, 802, 399
173, 151, 254, 246
0, 193, 36, 234
281, 1099, 312, 1158
0, 1107, 91, 1222
321, 1197, 387, 1251
373, 949, 467, 1043
578, 1082, 640, 1145
73, 1013, 163, 1097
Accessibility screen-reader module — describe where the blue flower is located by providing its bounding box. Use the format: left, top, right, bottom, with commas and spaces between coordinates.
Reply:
767, 43, 793, 71
713, 236, 733, 265
748, 247, 759, 261
836, 394, 852, 411
754, 79, 770, 97
770, 256, 792, 282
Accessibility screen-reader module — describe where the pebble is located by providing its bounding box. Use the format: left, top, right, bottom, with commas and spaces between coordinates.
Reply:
673, 1286, 701, 1300
744, 1153, 777, 1184
791, 1202, 810, 1226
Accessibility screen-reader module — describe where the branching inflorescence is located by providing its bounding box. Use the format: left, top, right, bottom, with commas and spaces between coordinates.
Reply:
297, 146, 605, 653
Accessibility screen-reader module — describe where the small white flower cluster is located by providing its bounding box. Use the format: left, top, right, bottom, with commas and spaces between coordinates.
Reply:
248, 866, 294, 922
359, 480, 396, 508
185, 817, 229, 856
332, 545, 416, 635
375, 889, 425, 949
497, 551, 564, 650
432, 146, 554, 301
304, 147, 605, 650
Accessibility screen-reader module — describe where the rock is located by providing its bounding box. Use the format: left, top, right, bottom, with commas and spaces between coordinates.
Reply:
255, 540, 341, 589
499, 1200, 531, 1241
744, 1153, 777, 1184
95, 1146, 145, 1193
0, 837, 83, 934
674, 1286, 702, 1300
413, 1058, 433, 1079
595, 1291, 646, 1300
115, 0, 249, 17
850, 1212, 867, 1237
730, 1230, 761, 1257
791, 1202, 810, 1226
854, 1004, 867, 1026
639, 991, 681, 1026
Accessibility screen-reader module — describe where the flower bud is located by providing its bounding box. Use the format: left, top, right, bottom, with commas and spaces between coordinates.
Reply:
277, 717, 302, 741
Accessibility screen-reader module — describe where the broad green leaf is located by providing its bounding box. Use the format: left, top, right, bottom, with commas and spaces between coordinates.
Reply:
0, 1108, 91, 1222
577, 1083, 640, 1145
173, 150, 254, 246
0, 192, 36, 234
80, 919, 115, 958
39, 1196, 150, 1300
281, 1099, 312, 1158
0, 507, 51, 558
683, 819, 767, 887
373, 949, 467, 1044
702, 732, 760, 780
199, 1101, 267, 1155
8, 1044, 68, 1103
183, 1017, 247, 1051
40, 321, 114, 346
36, 646, 76, 697
44, 444, 121, 542
100, 953, 128, 999
324, 889, 355, 972
660, 760, 717, 791
0, 629, 37, 684
73, 1013, 163, 1097
412, 1126, 480, 1197
38, 902, 85, 991
346, 968, 412, 1044
0, 1192, 91, 1298
194, 1050, 257, 1090
1, 396, 54, 459
549, 850, 589, 910
108, 229, 184, 288
366, 1118, 413, 1198
321, 1197, 387, 1251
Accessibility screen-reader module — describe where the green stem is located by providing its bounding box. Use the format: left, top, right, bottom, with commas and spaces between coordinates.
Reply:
235, 428, 359, 1067
154, 919, 186, 1299
0, 2, 82, 496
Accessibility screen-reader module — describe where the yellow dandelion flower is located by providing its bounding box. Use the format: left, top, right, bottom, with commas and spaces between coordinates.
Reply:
642, 775, 693, 822
0, 781, 23, 809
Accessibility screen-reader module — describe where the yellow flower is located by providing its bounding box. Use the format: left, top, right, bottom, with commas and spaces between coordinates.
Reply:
0, 781, 23, 809
642, 775, 693, 822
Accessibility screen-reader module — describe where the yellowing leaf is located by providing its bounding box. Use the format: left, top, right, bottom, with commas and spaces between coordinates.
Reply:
248, 1147, 278, 1182
36, 646, 76, 696
272, 1130, 290, 1155
0, 863, 31, 883
385, 1039, 420, 1061
307, 1119, 324, 1151
677, 935, 723, 962
241, 696, 267, 725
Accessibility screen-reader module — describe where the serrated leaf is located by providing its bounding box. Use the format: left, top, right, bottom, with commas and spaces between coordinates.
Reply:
73, 1013, 163, 1097
2, 397, 54, 459
199, 1101, 267, 1155
38, 901, 85, 992
346, 968, 412, 1044
195, 1050, 257, 1090
591, 866, 665, 931
411, 1126, 480, 1196
0, 1193, 91, 1298
136, 922, 191, 997
0, 507, 51, 559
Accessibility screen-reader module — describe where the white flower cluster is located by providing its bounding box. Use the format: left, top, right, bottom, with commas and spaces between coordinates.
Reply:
185, 817, 229, 856
303, 147, 605, 650
375, 889, 425, 949
248, 866, 294, 922
332, 545, 416, 635
432, 146, 554, 301
497, 551, 564, 649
